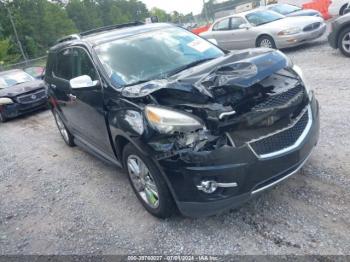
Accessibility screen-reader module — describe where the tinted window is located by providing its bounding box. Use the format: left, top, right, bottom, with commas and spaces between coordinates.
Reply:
55, 49, 73, 80
213, 18, 230, 31
72, 48, 98, 80
231, 17, 247, 30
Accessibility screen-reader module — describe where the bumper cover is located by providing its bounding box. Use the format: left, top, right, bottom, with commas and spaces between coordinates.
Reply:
276, 24, 327, 49
159, 98, 320, 217
0, 99, 47, 119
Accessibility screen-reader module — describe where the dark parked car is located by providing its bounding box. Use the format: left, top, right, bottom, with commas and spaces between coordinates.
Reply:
267, 4, 322, 17
45, 22, 320, 218
328, 13, 350, 57
0, 69, 47, 122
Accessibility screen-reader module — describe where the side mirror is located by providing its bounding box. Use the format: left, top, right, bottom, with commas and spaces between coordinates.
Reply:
239, 24, 251, 30
70, 75, 99, 89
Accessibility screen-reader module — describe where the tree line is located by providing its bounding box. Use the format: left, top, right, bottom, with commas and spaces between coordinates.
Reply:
0, 0, 195, 65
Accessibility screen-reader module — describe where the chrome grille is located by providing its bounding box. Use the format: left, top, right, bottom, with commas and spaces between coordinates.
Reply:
17, 89, 47, 104
249, 106, 312, 158
252, 85, 304, 111
303, 22, 321, 32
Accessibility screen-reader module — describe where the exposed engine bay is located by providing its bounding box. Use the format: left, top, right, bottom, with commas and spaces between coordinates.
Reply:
121, 49, 310, 161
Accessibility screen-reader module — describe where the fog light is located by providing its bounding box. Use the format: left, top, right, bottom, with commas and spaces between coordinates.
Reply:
197, 181, 218, 194
197, 180, 238, 194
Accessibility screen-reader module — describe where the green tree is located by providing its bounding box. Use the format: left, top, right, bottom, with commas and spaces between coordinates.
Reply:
0, 38, 20, 64
1, 0, 77, 58
150, 7, 170, 22
66, 0, 103, 32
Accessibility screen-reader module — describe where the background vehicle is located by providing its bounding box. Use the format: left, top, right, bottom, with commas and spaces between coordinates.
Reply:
0, 69, 47, 122
329, 0, 350, 16
267, 3, 322, 17
328, 13, 350, 56
23, 66, 45, 80
46, 23, 319, 218
200, 9, 326, 50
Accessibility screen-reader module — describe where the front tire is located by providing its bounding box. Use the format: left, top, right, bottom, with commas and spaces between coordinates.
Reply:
52, 109, 75, 147
123, 143, 175, 218
339, 28, 350, 57
0, 111, 7, 123
257, 35, 276, 49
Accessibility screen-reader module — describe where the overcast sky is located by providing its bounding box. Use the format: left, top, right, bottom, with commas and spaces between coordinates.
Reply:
141, 0, 204, 15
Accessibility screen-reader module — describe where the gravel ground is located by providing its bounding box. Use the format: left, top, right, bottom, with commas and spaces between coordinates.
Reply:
1, 30, 350, 256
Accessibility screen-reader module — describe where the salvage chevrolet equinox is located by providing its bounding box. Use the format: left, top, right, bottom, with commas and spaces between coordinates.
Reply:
45, 22, 320, 218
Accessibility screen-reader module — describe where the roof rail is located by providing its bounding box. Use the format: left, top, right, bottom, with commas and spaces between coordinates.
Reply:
56, 34, 81, 44
80, 21, 144, 37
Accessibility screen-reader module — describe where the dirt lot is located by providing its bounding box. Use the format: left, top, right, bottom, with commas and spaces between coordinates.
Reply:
1, 30, 350, 255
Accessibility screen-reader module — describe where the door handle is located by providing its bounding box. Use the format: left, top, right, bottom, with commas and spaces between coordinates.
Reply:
51, 84, 57, 89
68, 94, 77, 101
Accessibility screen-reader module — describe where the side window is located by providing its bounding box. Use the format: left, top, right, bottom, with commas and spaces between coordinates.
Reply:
213, 18, 230, 31
72, 48, 98, 81
55, 49, 73, 80
231, 17, 247, 30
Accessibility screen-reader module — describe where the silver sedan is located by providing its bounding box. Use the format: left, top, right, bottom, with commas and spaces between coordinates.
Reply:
200, 9, 327, 50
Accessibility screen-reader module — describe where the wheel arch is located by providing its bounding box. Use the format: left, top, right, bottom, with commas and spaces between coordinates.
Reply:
340, 3, 349, 15
336, 24, 350, 48
255, 34, 275, 47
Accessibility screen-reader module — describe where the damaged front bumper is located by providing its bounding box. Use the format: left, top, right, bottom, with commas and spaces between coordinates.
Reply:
0, 99, 47, 120
155, 98, 319, 217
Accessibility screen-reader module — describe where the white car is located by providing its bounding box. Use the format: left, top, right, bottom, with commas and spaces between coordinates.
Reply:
200, 9, 326, 50
329, 0, 350, 16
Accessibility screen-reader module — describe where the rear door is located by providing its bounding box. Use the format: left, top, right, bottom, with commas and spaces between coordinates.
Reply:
228, 17, 256, 49
50, 48, 75, 128
210, 18, 234, 50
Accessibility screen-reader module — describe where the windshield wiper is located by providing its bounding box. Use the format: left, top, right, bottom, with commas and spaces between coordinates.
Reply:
165, 58, 215, 77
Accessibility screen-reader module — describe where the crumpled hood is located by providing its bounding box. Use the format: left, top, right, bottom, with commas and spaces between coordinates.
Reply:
122, 48, 289, 98
0, 80, 45, 98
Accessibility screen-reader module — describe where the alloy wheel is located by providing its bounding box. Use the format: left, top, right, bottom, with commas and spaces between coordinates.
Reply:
260, 39, 272, 48
342, 33, 350, 54
127, 155, 160, 209
55, 112, 70, 143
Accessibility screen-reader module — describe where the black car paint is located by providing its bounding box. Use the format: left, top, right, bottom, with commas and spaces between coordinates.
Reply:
328, 13, 350, 49
0, 77, 47, 120
46, 24, 319, 217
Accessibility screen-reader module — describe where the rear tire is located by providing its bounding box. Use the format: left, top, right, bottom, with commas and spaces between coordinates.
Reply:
338, 28, 350, 57
52, 109, 75, 147
123, 143, 176, 218
0, 111, 7, 123
256, 35, 276, 49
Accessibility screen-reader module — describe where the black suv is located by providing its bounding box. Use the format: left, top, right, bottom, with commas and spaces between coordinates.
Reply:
45, 22, 320, 218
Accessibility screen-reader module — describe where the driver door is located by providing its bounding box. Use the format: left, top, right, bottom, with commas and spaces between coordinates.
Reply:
67, 47, 114, 156
210, 18, 234, 50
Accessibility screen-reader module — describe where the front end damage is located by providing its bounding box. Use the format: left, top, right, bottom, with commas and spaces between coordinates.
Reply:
118, 49, 320, 217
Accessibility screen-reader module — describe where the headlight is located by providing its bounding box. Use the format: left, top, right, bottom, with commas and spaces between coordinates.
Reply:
293, 65, 313, 100
0, 97, 14, 105
145, 105, 204, 134
278, 27, 301, 36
